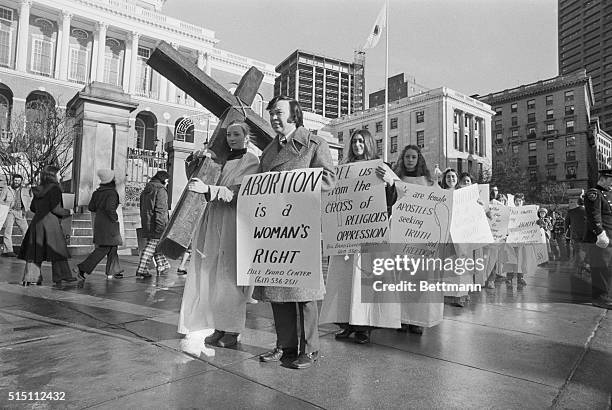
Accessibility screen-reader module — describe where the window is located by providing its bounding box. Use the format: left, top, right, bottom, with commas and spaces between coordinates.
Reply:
376, 139, 382, 156
565, 105, 574, 116
103, 38, 123, 87
390, 136, 398, 153
474, 121, 478, 131
0, 6, 13, 22
495, 107, 502, 116
566, 151, 576, 161
528, 142, 537, 151
566, 120, 574, 132
464, 116, 469, 127
566, 135, 576, 146
528, 127, 536, 136
416, 110, 424, 123
337, 131, 343, 143
464, 134, 469, 151
567, 166, 577, 178
546, 95, 553, 105
512, 129, 519, 137
527, 99, 535, 110
390, 117, 398, 129
511, 103, 517, 113
375, 121, 382, 132
529, 169, 538, 181
175, 117, 194, 143
68, 47, 88, 83
528, 112, 536, 123
31, 38, 53, 76
547, 153, 555, 163
0, 27, 11, 67
495, 120, 502, 129
547, 139, 554, 149
417, 130, 425, 148
529, 156, 537, 165
565, 90, 574, 101
454, 131, 459, 148
546, 109, 554, 120
454, 112, 459, 124
547, 168, 556, 180
511, 116, 518, 126
512, 144, 519, 154
474, 135, 479, 155
547, 123, 555, 132
495, 133, 503, 144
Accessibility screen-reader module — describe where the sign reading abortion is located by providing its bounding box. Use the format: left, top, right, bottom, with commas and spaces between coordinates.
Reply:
322, 159, 390, 256
391, 182, 452, 258
236, 168, 323, 289
489, 203, 510, 243
506, 205, 541, 243
450, 184, 494, 255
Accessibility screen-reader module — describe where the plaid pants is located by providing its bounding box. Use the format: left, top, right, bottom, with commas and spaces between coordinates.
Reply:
136, 238, 170, 275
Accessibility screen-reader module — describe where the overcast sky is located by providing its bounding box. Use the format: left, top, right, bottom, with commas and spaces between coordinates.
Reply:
164, 0, 558, 98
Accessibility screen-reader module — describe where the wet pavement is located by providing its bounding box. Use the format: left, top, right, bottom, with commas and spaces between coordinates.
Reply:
0, 255, 611, 409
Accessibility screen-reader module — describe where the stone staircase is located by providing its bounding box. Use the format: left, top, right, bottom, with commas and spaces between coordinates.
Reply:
2, 207, 141, 257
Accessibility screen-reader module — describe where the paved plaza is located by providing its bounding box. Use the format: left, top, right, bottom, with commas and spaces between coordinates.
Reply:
0, 256, 611, 409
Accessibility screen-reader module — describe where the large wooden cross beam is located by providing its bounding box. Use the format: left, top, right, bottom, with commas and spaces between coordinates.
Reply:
147, 41, 275, 258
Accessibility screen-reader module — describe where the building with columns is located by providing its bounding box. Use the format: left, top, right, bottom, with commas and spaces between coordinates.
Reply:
327, 87, 493, 178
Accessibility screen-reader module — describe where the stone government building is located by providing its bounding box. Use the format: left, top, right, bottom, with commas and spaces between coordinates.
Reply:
0, 0, 280, 253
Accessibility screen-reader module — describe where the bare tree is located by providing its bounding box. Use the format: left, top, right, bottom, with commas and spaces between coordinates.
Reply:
0, 97, 74, 185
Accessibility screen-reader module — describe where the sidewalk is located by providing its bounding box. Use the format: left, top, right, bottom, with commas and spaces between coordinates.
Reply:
0, 256, 610, 409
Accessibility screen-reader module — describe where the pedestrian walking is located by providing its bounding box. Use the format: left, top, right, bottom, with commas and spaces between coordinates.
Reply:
1, 174, 32, 257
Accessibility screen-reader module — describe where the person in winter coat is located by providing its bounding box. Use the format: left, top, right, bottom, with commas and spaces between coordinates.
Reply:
73, 169, 124, 282
19, 165, 76, 286
136, 170, 170, 278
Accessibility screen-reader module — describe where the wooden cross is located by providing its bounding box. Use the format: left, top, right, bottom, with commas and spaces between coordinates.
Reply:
147, 41, 275, 259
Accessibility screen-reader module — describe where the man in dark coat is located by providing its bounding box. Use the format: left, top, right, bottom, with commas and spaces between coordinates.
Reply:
136, 170, 170, 278
73, 169, 124, 281
584, 169, 612, 309
565, 197, 587, 272
255, 96, 336, 369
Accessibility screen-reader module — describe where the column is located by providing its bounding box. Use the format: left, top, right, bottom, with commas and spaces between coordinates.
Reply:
15, 0, 32, 72
126, 31, 139, 94
166, 43, 178, 103
95, 22, 108, 82
58, 11, 72, 81
294, 68, 299, 101
196, 50, 205, 70
203, 52, 212, 76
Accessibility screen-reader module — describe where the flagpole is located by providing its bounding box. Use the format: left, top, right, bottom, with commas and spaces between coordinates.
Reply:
383, 0, 389, 163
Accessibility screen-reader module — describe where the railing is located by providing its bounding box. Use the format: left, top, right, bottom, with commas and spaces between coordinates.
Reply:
125, 147, 168, 207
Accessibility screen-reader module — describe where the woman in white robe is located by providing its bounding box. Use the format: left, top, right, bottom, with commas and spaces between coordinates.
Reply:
178, 121, 259, 348
320, 129, 401, 344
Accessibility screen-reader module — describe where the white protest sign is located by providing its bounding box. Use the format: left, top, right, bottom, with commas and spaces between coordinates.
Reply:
237, 168, 323, 290
450, 184, 494, 255
322, 159, 389, 256
507, 193, 515, 207
489, 203, 510, 243
0, 204, 9, 230
391, 183, 452, 258
534, 229, 549, 265
506, 205, 541, 243
478, 183, 490, 210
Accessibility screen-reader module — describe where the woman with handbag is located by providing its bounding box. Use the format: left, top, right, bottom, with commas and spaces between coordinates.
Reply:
19, 165, 76, 286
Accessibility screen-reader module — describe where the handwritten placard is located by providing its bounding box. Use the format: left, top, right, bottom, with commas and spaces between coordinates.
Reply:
322, 160, 389, 256
236, 168, 323, 289
506, 205, 541, 243
489, 203, 510, 243
478, 183, 490, 211
450, 184, 494, 255
391, 183, 452, 258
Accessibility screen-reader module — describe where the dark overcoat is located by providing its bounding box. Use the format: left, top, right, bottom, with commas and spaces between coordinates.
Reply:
252, 126, 336, 302
89, 182, 122, 246
139, 178, 169, 239
18, 183, 70, 263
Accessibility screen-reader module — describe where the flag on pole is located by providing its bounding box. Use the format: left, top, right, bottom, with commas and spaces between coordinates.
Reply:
363, 2, 387, 50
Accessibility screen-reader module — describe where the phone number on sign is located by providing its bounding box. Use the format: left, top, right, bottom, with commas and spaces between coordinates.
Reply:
8, 392, 66, 401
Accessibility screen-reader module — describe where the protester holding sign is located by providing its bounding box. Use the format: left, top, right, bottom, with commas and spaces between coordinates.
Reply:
504, 200, 542, 286
177, 120, 259, 349
320, 130, 399, 344
255, 96, 335, 370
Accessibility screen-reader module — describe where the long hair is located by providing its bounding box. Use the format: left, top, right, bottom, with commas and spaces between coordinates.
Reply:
393, 144, 432, 182
345, 129, 378, 164
440, 168, 458, 189
266, 95, 303, 128
40, 165, 60, 185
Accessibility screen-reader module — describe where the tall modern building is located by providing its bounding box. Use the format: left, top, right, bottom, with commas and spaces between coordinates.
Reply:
274, 49, 364, 119
328, 87, 493, 177
369, 73, 429, 108
478, 70, 612, 191
558, 0, 612, 134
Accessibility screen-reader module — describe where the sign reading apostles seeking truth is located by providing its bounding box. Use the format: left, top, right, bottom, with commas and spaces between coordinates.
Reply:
236, 168, 323, 290
322, 159, 390, 256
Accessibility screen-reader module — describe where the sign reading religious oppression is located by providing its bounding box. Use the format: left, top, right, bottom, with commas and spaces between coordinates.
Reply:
322, 159, 390, 256
450, 184, 494, 255
488, 203, 510, 243
237, 168, 323, 290
506, 205, 542, 243
391, 182, 452, 258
